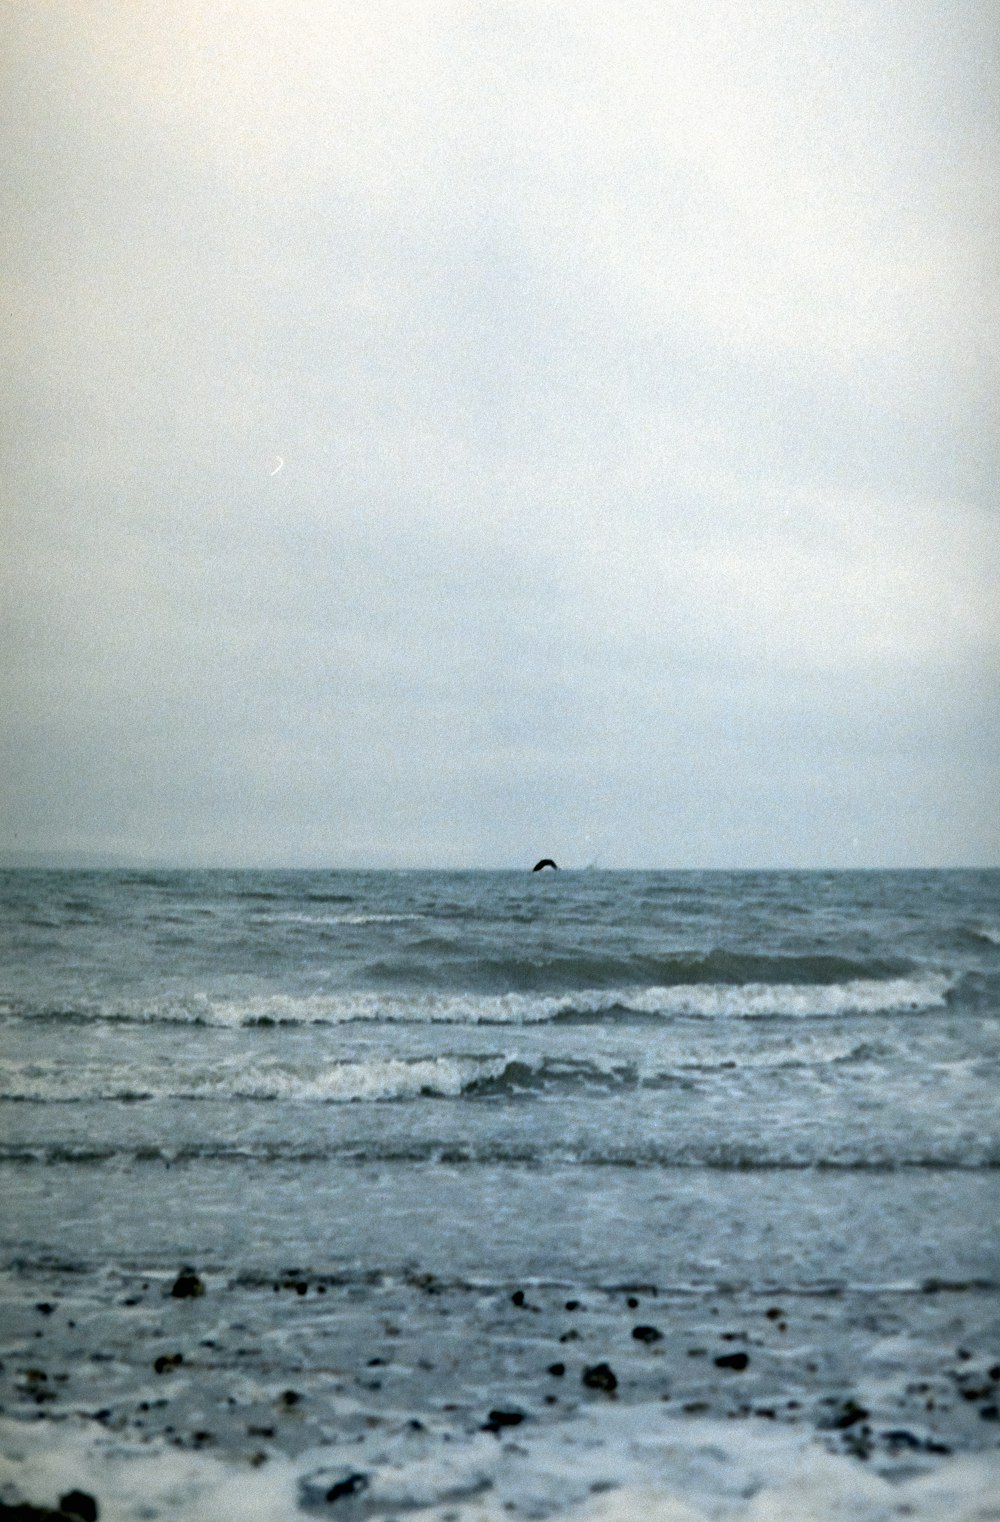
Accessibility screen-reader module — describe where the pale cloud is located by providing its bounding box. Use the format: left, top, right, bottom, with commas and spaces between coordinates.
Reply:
1, 0, 997, 866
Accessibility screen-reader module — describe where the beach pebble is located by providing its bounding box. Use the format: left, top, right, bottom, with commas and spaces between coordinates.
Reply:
325, 1474, 367, 1503
882, 1428, 942, 1452
713, 1352, 749, 1371
483, 1409, 524, 1432
827, 1397, 869, 1429
59, 1496, 97, 1522
632, 1325, 663, 1344
169, 1268, 204, 1299
582, 1362, 618, 1393
0, 1493, 99, 1522
299, 1471, 368, 1507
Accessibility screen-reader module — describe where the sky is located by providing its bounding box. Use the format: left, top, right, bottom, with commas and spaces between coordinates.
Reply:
1, 0, 998, 868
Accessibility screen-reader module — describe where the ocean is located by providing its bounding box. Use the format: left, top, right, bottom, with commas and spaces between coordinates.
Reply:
1, 867, 998, 1520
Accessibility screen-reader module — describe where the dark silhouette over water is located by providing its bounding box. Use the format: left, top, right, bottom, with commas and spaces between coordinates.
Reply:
532, 859, 558, 871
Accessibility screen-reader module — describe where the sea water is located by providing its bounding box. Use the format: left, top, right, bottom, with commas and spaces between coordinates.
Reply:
1, 868, 998, 1519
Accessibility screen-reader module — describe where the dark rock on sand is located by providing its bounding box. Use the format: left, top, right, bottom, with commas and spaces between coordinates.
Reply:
881, 1429, 953, 1454
299, 1471, 369, 1508
483, 1409, 524, 1432
826, 1397, 869, 1430
169, 1268, 204, 1299
714, 1352, 749, 1371
582, 1362, 618, 1393
959, 1384, 993, 1401
632, 1325, 663, 1344
547, 1362, 566, 1377
325, 1474, 368, 1503
0, 1492, 98, 1522
59, 1494, 97, 1522
882, 1429, 923, 1450
297, 1472, 369, 1507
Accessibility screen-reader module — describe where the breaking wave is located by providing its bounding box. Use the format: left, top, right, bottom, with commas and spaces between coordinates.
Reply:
0, 1054, 510, 1105
0, 1031, 968, 1107
1, 972, 955, 1029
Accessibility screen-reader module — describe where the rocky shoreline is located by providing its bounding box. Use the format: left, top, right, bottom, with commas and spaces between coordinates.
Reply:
2, 1257, 998, 1518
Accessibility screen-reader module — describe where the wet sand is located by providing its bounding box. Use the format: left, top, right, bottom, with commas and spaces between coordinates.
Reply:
2, 1255, 999, 1519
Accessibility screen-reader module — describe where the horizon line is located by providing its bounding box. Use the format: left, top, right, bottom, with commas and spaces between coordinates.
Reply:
0, 854, 997, 874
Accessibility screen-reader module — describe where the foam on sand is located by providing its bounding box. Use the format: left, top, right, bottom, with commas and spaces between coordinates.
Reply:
2, 1407, 998, 1522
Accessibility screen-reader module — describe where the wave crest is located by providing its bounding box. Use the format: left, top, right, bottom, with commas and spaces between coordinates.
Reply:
0, 1054, 510, 1105
0, 972, 954, 1029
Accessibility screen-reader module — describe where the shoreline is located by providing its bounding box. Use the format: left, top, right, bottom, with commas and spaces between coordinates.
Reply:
3, 1405, 999, 1522
2, 1255, 998, 1520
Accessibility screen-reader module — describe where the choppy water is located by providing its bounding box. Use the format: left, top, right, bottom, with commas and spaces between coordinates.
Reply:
1, 869, 998, 1520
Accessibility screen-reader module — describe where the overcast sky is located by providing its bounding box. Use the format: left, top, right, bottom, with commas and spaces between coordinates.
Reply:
2, 1, 997, 868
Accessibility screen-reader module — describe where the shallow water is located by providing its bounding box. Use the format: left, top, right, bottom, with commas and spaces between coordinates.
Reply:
1, 869, 998, 1518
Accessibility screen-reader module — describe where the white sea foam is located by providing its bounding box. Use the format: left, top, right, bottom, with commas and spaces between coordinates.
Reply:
615, 973, 954, 1020
1, 1408, 997, 1522
0, 1053, 509, 1104
215, 1055, 507, 1103
5, 974, 953, 1033
156, 971, 953, 1028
